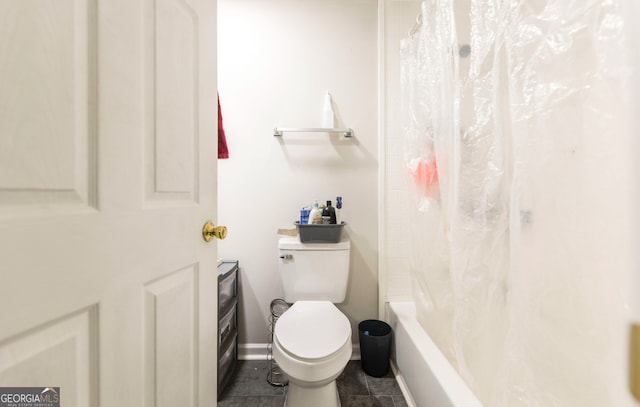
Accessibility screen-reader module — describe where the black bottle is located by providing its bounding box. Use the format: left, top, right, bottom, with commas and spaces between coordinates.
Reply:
323, 200, 337, 224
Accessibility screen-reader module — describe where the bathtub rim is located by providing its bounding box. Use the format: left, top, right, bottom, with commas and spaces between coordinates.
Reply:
387, 301, 484, 407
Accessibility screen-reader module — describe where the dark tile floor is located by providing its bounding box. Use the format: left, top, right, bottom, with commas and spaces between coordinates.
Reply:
218, 360, 408, 407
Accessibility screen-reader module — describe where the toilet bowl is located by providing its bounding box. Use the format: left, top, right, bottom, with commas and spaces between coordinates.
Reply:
273, 300, 352, 407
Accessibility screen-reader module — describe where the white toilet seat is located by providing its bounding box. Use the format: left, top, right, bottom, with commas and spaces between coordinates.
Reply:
274, 301, 351, 360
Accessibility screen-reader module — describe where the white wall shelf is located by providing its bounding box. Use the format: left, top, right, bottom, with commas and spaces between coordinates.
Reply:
273, 127, 353, 138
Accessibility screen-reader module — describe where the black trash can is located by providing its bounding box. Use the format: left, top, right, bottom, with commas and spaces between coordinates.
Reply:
358, 319, 392, 377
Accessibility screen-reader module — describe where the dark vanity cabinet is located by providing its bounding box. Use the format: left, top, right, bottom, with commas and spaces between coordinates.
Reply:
217, 260, 238, 399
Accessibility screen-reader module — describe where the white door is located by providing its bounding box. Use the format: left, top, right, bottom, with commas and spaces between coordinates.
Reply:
0, 0, 219, 406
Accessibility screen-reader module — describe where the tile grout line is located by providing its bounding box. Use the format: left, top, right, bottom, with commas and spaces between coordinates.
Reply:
363, 371, 372, 396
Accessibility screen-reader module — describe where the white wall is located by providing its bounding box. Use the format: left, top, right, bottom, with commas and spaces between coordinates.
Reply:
217, 0, 379, 348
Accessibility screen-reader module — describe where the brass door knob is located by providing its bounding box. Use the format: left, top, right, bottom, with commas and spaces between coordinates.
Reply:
202, 221, 227, 242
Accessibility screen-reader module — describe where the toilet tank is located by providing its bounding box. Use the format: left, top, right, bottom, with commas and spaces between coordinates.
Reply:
277, 237, 350, 303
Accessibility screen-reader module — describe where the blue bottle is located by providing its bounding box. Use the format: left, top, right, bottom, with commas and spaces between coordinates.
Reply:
299, 206, 310, 224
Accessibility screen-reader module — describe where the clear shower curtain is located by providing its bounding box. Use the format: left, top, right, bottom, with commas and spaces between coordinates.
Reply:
400, 1, 634, 406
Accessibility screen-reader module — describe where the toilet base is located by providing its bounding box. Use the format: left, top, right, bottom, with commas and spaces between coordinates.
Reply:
285, 379, 341, 407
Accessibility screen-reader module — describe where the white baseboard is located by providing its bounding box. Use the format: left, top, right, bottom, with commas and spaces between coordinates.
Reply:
237, 342, 361, 361
351, 343, 360, 360
238, 343, 269, 360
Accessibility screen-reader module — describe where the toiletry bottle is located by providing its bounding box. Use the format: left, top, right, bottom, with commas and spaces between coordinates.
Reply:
309, 201, 322, 225
322, 92, 335, 128
299, 206, 311, 224
335, 196, 342, 224
325, 200, 337, 224
321, 202, 329, 224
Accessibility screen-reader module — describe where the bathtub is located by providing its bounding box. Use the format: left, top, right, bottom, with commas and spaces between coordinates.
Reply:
387, 302, 483, 407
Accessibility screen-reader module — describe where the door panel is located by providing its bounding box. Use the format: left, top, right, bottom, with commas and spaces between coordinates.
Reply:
0, 307, 98, 406
144, 265, 197, 407
0, 0, 97, 211
147, 0, 199, 202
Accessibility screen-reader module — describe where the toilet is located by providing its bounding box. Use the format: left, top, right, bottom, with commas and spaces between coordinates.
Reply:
273, 237, 352, 407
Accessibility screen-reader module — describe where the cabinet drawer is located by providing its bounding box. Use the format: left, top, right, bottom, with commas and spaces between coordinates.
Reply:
218, 270, 237, 315
219, 304, 237, 346
218, 334, 237, 385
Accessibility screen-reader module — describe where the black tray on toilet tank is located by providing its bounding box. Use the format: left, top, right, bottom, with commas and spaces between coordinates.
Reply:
294, 222, 347, 243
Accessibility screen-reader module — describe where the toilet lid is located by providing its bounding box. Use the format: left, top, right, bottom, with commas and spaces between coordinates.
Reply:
274, 301, 351, 360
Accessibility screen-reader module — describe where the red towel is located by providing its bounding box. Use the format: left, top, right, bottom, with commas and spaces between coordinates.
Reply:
218, 94, 229, 159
